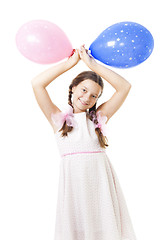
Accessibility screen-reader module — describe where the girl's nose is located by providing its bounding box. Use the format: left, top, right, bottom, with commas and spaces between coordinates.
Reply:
83, 96, 90, 103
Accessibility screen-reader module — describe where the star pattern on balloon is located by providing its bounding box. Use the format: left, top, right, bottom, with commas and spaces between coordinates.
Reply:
89, 22, 154, 68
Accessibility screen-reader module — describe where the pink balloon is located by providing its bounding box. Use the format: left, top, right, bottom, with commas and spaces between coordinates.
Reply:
16, 20, 73, 64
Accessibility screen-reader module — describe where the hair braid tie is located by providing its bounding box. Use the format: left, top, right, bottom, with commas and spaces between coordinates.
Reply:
90, 110, 107, 136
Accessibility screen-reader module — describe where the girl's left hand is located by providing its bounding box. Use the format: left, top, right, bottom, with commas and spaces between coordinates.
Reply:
78, 45, 96, 68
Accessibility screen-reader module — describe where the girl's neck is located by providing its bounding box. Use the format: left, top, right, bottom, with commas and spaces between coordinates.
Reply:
73, 110, 87, 114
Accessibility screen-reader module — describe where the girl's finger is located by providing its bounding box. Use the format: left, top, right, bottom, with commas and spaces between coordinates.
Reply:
78, 49, 82, 56
80, 44, 85, 51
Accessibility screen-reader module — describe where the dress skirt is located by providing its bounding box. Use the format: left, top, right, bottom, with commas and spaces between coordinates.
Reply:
54, 151, 137, 240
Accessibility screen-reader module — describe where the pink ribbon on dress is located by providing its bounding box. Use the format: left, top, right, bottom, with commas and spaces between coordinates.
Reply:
90, 110, 108, 136
51, 105, 77, 129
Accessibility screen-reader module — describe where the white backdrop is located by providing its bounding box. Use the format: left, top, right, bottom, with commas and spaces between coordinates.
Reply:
0, 0, 160, 239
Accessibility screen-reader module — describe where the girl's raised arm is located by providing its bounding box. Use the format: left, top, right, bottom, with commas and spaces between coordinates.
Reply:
31, 49, 80, 129
79, 45, 131, 121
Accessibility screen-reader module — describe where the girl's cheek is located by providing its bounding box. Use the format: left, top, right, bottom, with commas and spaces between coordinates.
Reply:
79, 91, 84, 97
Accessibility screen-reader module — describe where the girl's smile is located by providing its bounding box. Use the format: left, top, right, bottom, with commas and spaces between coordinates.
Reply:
79, 98, 89, 105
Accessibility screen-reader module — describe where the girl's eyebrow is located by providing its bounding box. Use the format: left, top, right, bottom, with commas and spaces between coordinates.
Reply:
82, 86, 98, 96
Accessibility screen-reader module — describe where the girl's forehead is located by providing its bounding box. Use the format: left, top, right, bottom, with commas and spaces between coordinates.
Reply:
80, 79, 93, 84
78, 80, 102, 95
79, 79, 99, 88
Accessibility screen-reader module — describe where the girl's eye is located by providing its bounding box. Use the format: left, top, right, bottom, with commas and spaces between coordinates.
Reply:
82, 89, 96, 98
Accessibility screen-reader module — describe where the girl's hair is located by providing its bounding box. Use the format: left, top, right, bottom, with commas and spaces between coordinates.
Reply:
58, 71, 108, 148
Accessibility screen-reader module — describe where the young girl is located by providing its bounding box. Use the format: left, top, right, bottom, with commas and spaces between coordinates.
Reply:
31, 45, 137, 240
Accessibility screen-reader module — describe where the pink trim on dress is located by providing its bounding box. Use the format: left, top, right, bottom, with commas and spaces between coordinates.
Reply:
61, 150, 105, 158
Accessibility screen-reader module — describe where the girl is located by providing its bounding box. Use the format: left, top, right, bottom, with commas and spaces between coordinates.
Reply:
31, 45, 137, 240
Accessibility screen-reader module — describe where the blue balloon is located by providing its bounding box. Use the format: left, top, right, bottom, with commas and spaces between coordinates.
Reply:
89, 22, 154, 68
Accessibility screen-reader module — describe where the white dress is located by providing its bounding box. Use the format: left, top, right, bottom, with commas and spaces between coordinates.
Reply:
52, 107, 137, 240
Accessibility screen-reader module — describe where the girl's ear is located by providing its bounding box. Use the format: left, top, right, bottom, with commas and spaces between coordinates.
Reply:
72, 86, 76, 93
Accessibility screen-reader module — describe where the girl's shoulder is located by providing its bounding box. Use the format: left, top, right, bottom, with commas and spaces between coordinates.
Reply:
51, 105, 76, 134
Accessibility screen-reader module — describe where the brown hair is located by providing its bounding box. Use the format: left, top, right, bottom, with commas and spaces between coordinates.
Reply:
58, 71, 109, 148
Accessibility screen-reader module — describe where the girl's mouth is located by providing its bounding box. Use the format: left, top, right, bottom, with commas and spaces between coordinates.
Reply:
79, 98, 88, 105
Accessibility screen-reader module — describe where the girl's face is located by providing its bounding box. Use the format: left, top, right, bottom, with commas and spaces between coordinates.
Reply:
72, 79, 102, 113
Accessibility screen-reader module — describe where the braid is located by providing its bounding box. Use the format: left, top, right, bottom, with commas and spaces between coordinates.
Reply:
88, 103, 109, 148
68, 85, 73, 107
58, 86, 73, 137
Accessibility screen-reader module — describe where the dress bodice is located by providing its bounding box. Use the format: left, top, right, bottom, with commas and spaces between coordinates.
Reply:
53, 111, 107, 157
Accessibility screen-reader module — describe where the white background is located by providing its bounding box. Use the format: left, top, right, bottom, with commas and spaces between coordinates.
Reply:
0, 0, 160, 239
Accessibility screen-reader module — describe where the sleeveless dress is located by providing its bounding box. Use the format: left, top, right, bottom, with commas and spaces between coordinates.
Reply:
52, 105, 137, 240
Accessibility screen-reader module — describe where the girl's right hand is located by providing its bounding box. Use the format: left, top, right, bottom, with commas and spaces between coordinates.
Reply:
78, 45, 96, 68
67, 49, 80, 67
